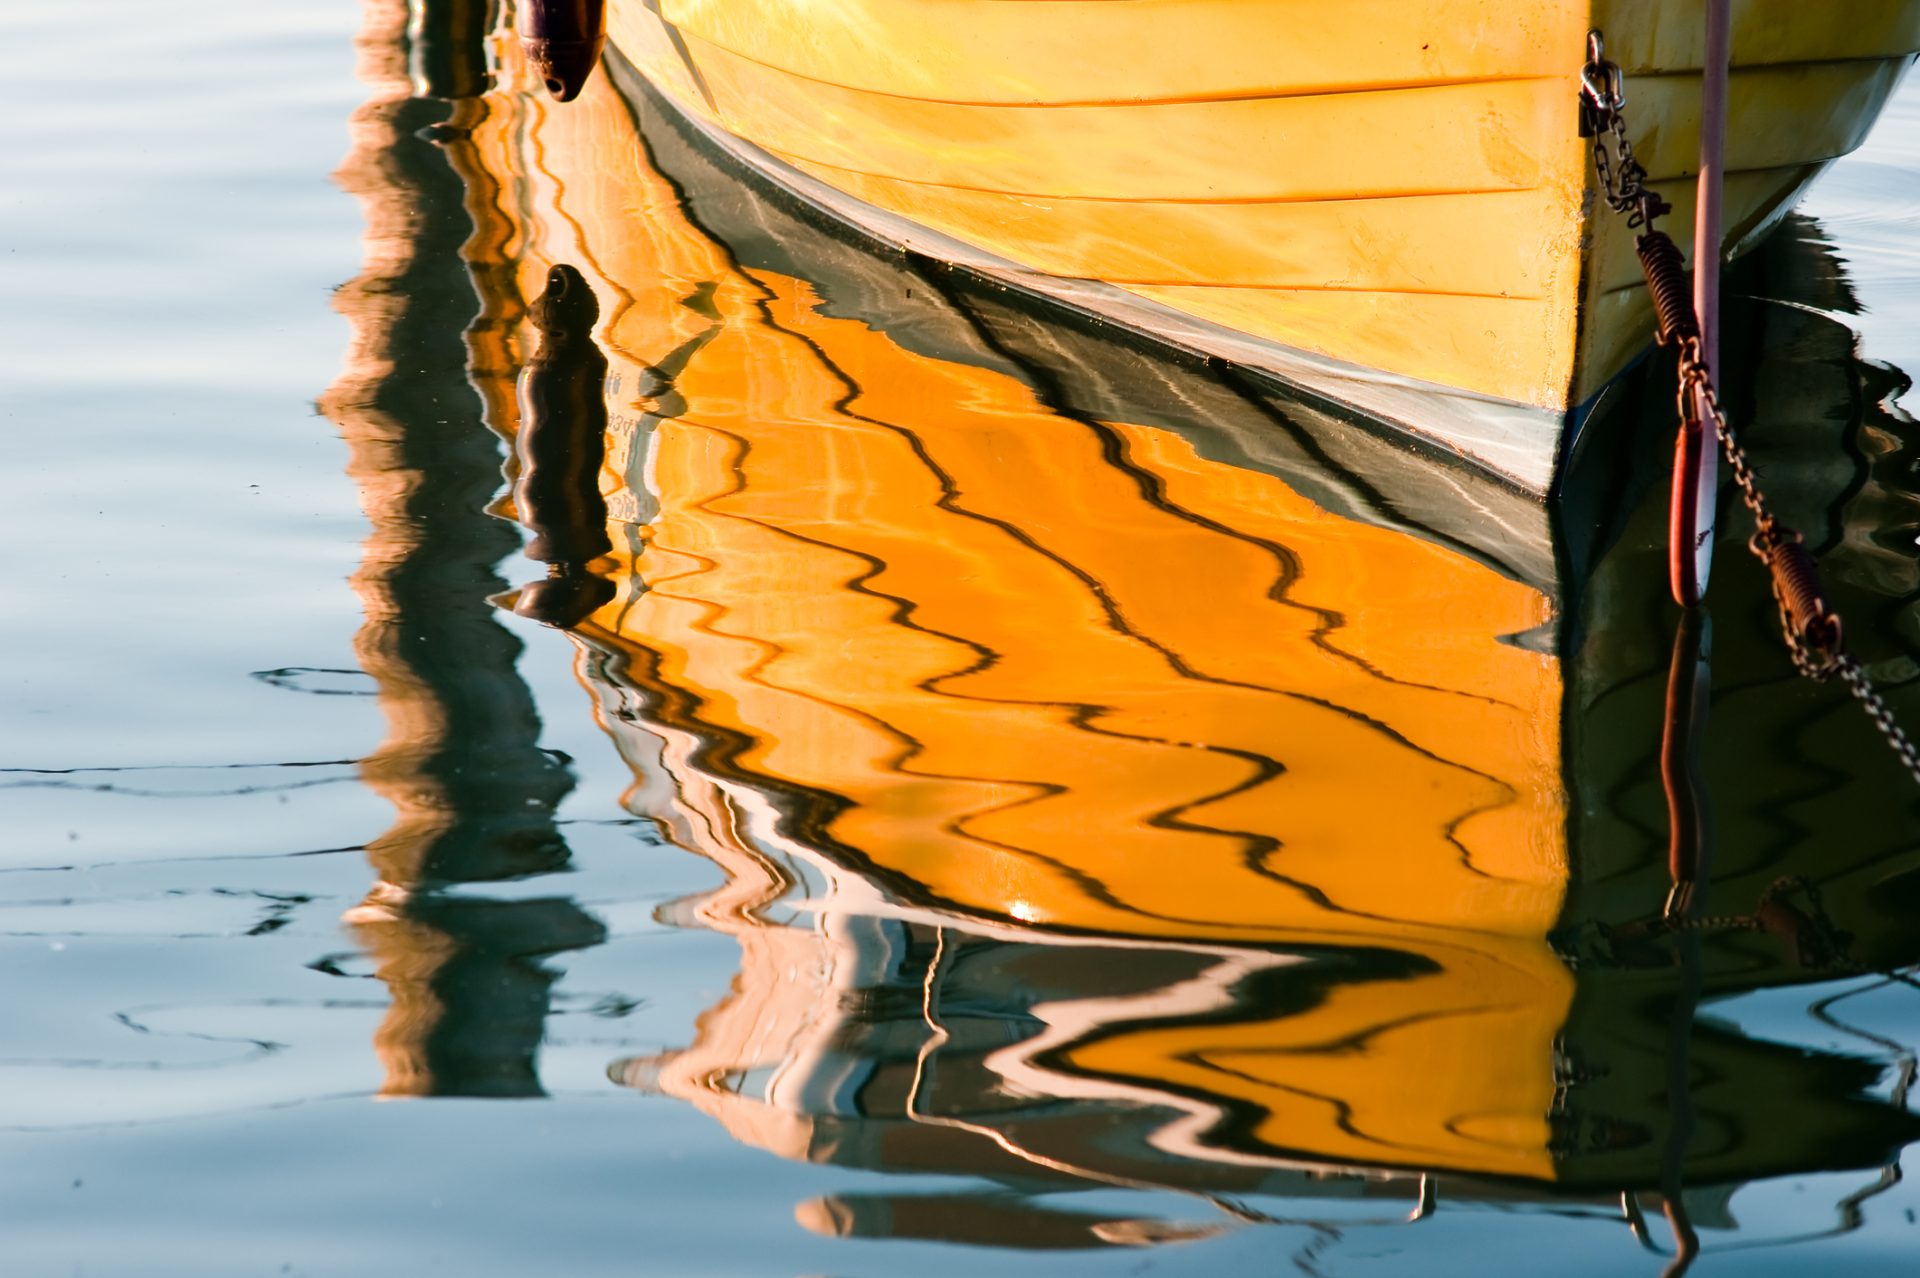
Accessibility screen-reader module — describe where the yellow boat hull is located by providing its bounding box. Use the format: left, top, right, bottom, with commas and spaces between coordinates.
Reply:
606, 0, 1919, 490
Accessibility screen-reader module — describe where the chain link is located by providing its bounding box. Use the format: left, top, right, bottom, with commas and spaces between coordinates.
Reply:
1593, 114, 1671, 228
1839, 655, 1920, 779
1582, 34, 1669, 227
1581, 33, 1920, 787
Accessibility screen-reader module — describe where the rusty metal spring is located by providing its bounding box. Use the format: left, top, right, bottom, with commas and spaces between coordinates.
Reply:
1636, 231, 1700, 346
1756, 530, 1843, 660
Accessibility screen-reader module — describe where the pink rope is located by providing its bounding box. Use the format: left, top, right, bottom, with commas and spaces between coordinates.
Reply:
1674, 0, 1732, 605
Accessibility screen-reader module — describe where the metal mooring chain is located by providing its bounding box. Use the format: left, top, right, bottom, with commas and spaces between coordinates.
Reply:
1580, 33, 1920, 785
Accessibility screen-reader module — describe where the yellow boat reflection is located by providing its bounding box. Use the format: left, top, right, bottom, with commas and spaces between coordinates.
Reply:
464, 27, 1920, 1218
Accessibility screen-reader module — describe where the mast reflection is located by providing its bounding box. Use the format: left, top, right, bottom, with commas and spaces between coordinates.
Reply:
324, 0, 602, 1099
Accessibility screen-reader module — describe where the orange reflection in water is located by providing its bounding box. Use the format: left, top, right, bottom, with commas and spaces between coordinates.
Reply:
409, 13, 1920, 1250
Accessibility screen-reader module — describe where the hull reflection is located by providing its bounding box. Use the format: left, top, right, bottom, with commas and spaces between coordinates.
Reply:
458, 19, 1920, 1259
325, 0, 603, 1099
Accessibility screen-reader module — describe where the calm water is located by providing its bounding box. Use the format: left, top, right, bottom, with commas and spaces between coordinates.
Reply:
5, 4, 1920, 1274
